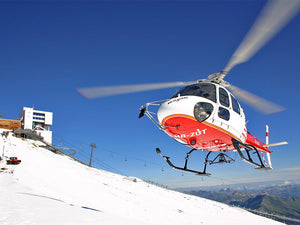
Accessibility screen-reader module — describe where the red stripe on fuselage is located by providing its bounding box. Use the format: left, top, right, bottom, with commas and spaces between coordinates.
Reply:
162, 114, 239, 151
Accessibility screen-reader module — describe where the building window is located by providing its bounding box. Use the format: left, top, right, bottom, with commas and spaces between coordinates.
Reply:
33, 117, 44, 120
33, 112, 45, 117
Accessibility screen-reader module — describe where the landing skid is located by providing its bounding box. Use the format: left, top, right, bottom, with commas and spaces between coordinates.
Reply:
156, 139, 271, 176
232, 139, 272, 170
156, 148, 236, 176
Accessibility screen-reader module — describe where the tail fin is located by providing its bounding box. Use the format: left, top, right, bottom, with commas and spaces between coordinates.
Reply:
263, 125, 288, 168
266, 125, 272, 168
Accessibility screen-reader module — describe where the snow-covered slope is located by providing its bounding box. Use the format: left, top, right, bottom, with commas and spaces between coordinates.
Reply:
0, 129, 283, 225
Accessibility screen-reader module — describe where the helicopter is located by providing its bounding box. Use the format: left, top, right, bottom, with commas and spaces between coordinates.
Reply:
77, 0, 299, 175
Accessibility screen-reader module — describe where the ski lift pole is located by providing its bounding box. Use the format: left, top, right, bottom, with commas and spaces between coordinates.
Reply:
2, 139, 6, 158
89, 143, 97, 167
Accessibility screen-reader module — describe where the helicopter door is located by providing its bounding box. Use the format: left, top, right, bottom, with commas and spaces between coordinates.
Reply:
217, 87, 246, 142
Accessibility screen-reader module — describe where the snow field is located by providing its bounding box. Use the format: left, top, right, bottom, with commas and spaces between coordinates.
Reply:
0, 129, 283, 225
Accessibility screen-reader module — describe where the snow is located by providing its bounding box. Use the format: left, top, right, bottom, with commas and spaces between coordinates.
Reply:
0, 129, 284, 225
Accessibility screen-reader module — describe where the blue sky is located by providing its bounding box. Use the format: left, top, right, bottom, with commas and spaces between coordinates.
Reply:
1, 0, 300, 188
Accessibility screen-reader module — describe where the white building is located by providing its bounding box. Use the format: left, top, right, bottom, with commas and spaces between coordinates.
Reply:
19, 107, 53, 144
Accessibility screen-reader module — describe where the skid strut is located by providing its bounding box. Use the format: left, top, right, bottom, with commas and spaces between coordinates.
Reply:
156, 148, 211, 176
232, 139, 272, 170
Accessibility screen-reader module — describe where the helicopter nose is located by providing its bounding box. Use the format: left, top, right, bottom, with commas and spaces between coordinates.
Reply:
193, 102, 214, 123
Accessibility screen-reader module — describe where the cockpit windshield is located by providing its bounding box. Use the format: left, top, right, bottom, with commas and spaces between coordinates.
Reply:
170, 83, 216, 102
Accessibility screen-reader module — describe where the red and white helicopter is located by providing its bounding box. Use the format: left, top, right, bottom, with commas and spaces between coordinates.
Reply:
77, 0, 299, 175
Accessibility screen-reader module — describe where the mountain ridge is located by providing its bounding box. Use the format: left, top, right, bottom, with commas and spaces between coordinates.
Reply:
185, 187, 300, 224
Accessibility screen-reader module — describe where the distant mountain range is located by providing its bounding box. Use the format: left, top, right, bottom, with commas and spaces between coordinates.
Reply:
183, 185, 300, 225
251, 185, 300, 198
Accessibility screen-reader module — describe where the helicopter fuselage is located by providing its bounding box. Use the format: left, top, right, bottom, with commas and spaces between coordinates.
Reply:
156, 82, 270, 153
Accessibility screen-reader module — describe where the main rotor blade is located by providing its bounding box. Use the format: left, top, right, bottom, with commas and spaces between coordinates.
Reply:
221, 0, 300, 76
228, 84, 285, 115
77, 81, 193, 98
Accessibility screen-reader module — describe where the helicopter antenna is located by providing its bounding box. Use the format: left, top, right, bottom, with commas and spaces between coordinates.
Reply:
220, 0, 300, 78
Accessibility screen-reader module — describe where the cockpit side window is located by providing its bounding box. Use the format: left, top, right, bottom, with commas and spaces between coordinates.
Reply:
218, 107, 230, 121
219, 87, 229, 107
231, 94, 241, 114
170, 83, 216, 102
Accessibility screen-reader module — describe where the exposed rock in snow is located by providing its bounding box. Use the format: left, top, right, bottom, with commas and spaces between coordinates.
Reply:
0, 129, 284, 225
